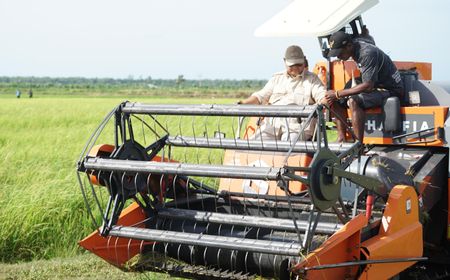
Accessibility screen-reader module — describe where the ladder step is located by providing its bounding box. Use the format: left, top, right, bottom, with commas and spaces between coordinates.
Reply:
108, 226, 302, 256
158, 208, 340, 234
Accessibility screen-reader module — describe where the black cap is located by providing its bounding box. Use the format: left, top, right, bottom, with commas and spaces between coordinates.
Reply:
327, 31, 352, 58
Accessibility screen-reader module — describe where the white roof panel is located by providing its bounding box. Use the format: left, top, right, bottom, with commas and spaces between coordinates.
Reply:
255, 0, 379, 37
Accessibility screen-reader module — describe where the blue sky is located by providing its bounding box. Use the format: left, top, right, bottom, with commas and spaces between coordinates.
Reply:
1, 0, 449, 81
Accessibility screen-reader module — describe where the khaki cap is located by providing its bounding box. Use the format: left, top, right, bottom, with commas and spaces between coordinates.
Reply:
284, 45, 305, 66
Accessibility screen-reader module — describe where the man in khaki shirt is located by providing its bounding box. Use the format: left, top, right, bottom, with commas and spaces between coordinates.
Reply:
238, 45, 326, 141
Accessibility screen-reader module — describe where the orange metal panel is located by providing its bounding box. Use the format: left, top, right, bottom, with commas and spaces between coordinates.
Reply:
313, 60, 360, 91
314, 60, 432, 90
332, 61, 360, 91
350, 106, 448, 146
292, 214, 368, 279
87, 144, 115, 186
79, 202, 150, 267
219, 150, 311, 195
223, 118, 312, 194
394, 61, 432, 80
358, 185, 423, 279
312, 62, 328, 86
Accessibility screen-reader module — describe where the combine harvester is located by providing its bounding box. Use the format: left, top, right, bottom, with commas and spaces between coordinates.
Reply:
77, 0, 450, 279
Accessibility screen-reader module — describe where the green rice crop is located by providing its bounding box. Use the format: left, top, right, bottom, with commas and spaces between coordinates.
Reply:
0, 253, 184, 279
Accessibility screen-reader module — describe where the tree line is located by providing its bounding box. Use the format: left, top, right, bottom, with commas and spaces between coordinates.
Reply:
0, 76, 267, 89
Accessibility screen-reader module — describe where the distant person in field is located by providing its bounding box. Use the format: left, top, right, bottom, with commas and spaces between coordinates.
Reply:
16, 89, 21, 98
237, 45, 327, 141
28, 89, 33, 98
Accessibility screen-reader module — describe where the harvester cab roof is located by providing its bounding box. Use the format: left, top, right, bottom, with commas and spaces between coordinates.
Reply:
76, 1, 450, 279
255, 0, 379, 59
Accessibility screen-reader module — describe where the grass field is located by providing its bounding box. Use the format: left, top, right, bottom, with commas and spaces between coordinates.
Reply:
0, 95, 233, 278
0, 253, 184, 280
